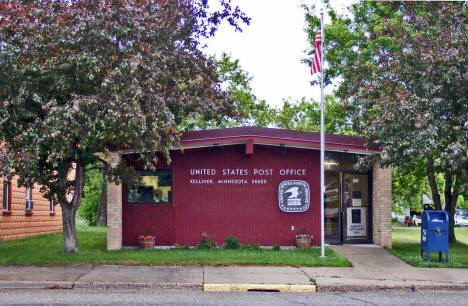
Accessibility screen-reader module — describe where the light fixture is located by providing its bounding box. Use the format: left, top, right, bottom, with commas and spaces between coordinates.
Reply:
274, 143, 286, 154
210, 144, 224, 152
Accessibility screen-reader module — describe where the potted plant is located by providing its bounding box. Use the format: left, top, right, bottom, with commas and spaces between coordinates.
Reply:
295, 234, 313, 249
138, 235, 156, 250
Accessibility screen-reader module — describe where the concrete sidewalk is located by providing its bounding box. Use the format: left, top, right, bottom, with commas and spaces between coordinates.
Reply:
0, 245, 467, 292
307, 245, 468, 291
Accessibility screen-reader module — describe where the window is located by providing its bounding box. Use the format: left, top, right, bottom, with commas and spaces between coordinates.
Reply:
126, 170, 172, 204
25, 187, 30, 200
25, 187, 34, 212
2, 181, 11, 212
49, 199, 55, 214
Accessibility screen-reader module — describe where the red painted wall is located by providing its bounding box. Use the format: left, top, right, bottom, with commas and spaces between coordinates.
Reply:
122, 144, 320, 246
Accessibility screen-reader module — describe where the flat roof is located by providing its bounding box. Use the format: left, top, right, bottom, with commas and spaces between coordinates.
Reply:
180, 127, 378, 154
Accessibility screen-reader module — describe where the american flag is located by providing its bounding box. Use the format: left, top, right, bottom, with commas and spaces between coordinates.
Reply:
311, 29, 322, 75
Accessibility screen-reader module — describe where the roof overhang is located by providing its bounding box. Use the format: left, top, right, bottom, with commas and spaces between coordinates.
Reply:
118, 127, 380, 156
181, 136, 377, 155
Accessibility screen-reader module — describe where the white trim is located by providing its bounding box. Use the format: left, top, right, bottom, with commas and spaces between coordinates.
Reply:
25, 187, 31, 201
118, 140, 375, 156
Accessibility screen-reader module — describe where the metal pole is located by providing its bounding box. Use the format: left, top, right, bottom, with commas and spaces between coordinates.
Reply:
320, 8, 326, 258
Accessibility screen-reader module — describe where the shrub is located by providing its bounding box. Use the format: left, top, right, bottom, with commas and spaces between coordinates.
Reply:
196, 237, 216, 249
223, 236, 240, 249
272, 245, 281, 251
172, 243, 190, 250
246, 241, 261, 251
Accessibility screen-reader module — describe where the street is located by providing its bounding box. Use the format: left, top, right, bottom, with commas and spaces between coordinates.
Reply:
0, 288, 466, 305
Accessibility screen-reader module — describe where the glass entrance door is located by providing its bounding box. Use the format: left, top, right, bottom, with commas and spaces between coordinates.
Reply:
342, 173, 370, 243
325, 172, 340, 244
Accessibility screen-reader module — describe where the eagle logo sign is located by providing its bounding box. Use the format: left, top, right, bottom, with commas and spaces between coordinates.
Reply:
278, 180, 310, 213
285, 187, 302, 206
285, 187, 301, 199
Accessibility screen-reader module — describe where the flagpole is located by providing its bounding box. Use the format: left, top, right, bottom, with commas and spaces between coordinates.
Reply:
319, 7, 325, 258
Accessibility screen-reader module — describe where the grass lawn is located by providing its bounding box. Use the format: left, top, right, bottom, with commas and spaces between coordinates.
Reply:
0, 226, 350, 267
390, 225, 468, 268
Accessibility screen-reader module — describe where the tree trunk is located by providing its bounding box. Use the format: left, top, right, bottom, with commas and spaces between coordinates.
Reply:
61, 202, 78, 253
60, 165, 85, 253
96, 184, 107, 227
426, 159, 442, 210
461, 167, 468, 190
445, 173, 461, 244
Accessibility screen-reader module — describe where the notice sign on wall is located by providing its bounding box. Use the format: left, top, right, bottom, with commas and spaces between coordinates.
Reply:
278, 180, 310, 213
346, 207, 367, 237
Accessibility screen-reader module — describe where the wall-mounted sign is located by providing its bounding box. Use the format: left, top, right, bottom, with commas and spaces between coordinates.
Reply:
188, 168, 308, 186
278, 180, 310, 213
346, 207, 367, 237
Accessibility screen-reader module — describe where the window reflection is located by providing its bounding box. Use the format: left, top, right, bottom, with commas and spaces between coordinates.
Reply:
127, 170, 172, 204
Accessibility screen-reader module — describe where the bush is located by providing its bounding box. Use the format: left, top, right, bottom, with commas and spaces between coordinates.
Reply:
223, 236, 240, 249
172, 244, 190, 250
272, 245, 281, 251
196, 237, 216, 249
245, 241, 261, 251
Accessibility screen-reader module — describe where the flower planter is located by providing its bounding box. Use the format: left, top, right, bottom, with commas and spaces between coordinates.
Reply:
295, 238, 311, 249
138, 239, 155, 250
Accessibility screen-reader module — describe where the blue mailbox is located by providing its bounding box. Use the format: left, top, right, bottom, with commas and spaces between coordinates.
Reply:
421, 210, 448, 263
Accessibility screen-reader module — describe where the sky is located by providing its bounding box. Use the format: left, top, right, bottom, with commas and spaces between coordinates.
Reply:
203, 0, 351, 109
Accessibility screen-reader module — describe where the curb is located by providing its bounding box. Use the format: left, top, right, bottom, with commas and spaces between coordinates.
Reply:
317, 283, 468, 292
1, 280, 467, 292
317, 284, 413, 292
0, 280, 202, 290
203, 283, 317, 292
412, 283, 468, 292
0, 280, 74, 289
73, 281, 203, 290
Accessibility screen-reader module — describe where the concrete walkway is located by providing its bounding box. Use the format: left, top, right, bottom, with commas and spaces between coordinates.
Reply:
0, 245, 467, 292
306, 245, 468, 291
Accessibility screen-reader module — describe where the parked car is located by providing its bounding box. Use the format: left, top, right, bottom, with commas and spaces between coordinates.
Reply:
403, 216, 414, 227
455, 209, 468, 227
395, 215, 406, 225
412, 214, 422, 226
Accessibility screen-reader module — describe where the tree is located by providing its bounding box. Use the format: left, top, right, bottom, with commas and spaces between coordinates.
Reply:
274, 95, 355, 135
392, 162, 430, 214
305, 2, 467, 242
182, 53, 274, 130
77, 169, 105, 226
0, 0, 249, 252
303, 1, 399, 97
96, 183, 107, 227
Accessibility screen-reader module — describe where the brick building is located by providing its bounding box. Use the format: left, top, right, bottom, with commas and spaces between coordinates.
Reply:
1, 177, 62, 241
106, 127, 392, 250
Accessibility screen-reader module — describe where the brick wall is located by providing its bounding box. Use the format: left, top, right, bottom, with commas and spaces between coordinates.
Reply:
372, 165, 392, 248
0, 177, 62, 241
106, 152, 122, 250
